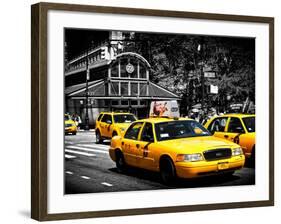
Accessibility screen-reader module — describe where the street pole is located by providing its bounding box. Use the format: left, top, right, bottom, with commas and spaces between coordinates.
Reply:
84, 48, 90, 130
198, 43, 205, 111
201, 63, 205, 111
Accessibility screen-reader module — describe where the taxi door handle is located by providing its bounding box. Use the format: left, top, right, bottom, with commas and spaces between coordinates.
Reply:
136, 144, 140, 148
224, 135, 229, 138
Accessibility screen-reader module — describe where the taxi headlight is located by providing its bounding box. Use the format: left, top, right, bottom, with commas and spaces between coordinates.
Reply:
176, 153, 203, 162
232, 147, 243, 156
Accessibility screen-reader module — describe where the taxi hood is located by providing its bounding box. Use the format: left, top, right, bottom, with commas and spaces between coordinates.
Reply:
65, 119, 75, 125
157, 136, 239, 154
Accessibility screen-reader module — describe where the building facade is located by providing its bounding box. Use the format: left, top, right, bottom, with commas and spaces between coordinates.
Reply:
65, 31, 179, 127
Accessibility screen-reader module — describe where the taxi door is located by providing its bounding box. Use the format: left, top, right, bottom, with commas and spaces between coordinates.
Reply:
207, 117, 229, 139
121, 122, 144, 167
224, 117, 246, 145
136, 122, 157, 171
100, 114, 113, 137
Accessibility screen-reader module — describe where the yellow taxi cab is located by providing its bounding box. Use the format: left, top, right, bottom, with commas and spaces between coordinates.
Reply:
204, 114, 255, 162
109, 117, 245, 184
64, 114, 77, 135
95, 112, 137, 143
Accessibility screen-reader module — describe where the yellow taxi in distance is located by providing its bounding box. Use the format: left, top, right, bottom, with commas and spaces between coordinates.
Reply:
204, 114, 255, 162
64, 114, 77, 135
95, 112, 137, 143
109, 117, 245, 184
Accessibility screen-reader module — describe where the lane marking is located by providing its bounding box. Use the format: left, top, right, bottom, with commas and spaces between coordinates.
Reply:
66, 145, 108, 154
65, 149, 96, 157
65, 171, 73, 175
101, 182, 113, 187
80, 175, 91, 180
65, 154, 76, 159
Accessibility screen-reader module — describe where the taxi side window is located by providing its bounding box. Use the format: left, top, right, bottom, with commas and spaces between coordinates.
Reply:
97, 113, 103, 121
124, 122, 143, 140
228, 117, 245, 133
141, 123, 154, 142
101, 114, 112, 124
208, 117, 227, 134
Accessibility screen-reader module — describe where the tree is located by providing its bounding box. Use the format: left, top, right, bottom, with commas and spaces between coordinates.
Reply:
134, 33, 255, 113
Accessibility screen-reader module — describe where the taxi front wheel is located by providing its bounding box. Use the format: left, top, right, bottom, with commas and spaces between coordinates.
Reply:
160, 157, 176, 185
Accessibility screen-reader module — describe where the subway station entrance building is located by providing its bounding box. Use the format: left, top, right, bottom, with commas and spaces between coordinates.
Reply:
65, 44, 179, 127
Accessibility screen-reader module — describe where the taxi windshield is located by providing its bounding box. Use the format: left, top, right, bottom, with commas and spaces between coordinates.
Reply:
114, 114, 137, 123
155, 120, 211, 141
65, 115, 71, 121
242, 116, 255, 132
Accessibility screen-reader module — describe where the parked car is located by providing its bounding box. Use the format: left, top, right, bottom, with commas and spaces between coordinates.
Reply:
204, 114, 255, 162
95, 112, 137, 143
109, 117, 245, 184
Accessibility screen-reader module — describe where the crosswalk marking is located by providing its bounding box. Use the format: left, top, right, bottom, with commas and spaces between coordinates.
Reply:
80, 144, 109, 150
66, 145, 108, 154
65, 154, 76, 159
65, 149, 96, 157
80, 175, 90, 180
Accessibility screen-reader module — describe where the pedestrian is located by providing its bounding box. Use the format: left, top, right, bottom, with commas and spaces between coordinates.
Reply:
72, 113, 82, 130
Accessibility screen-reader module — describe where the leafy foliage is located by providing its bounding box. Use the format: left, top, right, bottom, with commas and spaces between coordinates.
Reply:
134, 33, 255, 112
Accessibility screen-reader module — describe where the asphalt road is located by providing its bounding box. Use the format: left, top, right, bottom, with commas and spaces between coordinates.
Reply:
65, 131, 255, 194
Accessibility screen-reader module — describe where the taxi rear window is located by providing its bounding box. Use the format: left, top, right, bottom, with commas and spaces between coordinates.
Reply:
114, 114, 136, 123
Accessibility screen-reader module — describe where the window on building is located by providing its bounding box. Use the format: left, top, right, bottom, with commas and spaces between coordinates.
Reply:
131, 100, 138, 106
120, 58, 128, 78
111, 61, 119, 77
120, 82, 129, 96
140, 100, 146, 106
104, 100, 109, 106
131, 83, 138, 96
139, 62, 147, 79
121, 100, 129, 106
111, 100, 119, 106
139, 83, 147, 96
111, 82, 119, 96
128, 58, 137, 78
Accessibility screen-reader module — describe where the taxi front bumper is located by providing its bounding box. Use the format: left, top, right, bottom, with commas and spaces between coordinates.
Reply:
175, 155, 245, 179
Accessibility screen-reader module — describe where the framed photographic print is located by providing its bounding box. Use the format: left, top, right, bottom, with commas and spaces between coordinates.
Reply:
31, 2, 274, 221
